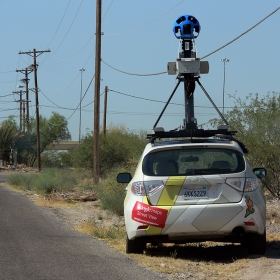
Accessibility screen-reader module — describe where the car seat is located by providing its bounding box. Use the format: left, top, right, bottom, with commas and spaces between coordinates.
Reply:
211, 160, 231, 170
155, 161, 177, 175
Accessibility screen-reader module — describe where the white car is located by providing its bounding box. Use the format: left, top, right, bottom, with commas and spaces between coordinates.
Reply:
117, 134, 267, 254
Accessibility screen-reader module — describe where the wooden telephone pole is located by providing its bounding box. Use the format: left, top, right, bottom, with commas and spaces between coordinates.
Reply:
103, 86, 108, 135
93, 0, 102, 184
19, 49, 51, 172
16, 67, 33, 133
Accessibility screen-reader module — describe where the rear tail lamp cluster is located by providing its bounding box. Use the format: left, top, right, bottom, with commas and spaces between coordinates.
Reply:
226, 177, 259, 192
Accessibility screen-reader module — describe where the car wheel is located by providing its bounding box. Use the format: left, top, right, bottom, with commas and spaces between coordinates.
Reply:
246, 230, 266, 255
126, 235, 146, 254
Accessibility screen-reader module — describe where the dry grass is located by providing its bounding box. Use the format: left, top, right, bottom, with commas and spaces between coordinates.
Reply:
267, 232, 280, 242
75, 220, 125, 240
130, 243, 248, 279
267, 209, 280, 224
33, 197, 77, 208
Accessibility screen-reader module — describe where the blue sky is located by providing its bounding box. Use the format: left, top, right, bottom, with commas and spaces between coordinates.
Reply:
0, 1, 279, 140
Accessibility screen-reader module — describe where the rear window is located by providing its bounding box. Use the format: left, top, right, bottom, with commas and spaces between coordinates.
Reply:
142, 148, 245, 176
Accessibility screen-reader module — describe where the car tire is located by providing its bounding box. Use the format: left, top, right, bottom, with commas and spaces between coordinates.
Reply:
246, 230, 266, 255
126, 235, 146, 254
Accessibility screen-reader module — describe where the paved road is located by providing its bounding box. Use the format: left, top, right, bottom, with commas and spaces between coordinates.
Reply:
0, 174, 167, 280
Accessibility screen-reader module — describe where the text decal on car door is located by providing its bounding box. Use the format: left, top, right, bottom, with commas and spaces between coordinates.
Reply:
131, 201, 168, 228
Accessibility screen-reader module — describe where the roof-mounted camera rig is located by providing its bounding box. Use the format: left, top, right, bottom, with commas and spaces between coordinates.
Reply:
148, 15, 236, 141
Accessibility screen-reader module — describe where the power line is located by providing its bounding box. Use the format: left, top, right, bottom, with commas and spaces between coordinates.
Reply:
0, 70, 15, 74
108, 89, 236, 109
0, 108, 18, 112
109, 89, 182, 105
51, 0, 113, 62
51, 0, 84, 56
0, 94, 14, 98
66, 73, 95, 121
102, 59, 166, 76
47, 0, 71, 49
102, 0, 114, 21
105, 0, 185, 36
201, 6, 280, 59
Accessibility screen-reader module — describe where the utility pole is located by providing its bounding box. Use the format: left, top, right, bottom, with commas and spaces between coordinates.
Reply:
19, 49, 51, 172
79, 68, 85, 145
93, 0, 102, 184
103, 86, 108, 135
16, 67, 32, 132
220, 58, 229, 114
12, 90, 23, 131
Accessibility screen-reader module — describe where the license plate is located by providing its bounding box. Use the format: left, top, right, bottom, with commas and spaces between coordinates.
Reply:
183, 187, 208, 199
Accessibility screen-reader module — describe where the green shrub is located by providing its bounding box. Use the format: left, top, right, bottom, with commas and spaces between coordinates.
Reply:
8, 173, 36, 191
8, 169, 91, 195
69, 124, 147, 174
94, 168, 128, 216
7, 173, 26, 186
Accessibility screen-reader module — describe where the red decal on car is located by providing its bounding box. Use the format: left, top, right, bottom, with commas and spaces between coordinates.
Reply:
131, 201, 168, 228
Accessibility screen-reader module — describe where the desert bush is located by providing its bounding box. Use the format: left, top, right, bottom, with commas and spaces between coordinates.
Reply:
8, 169, 91, 194
69, 124, 147, 174
94, 167, 128, 216
210, 92, 280, 198
7, 173, 36, 191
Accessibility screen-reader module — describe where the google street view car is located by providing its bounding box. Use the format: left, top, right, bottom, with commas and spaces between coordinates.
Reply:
117, 13, 267, 255
117, 130, 267, 254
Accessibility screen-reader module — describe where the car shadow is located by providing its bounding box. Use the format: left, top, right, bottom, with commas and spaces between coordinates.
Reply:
144, 240, 280, 262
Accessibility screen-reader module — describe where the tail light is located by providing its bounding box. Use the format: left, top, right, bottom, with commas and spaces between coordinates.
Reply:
226, 177, 260, 192
226, 178, 245, 191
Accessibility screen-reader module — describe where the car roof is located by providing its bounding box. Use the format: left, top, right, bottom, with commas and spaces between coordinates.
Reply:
142, 138, 245, 156
146, 128, 248, 154
153, 138, 231, 147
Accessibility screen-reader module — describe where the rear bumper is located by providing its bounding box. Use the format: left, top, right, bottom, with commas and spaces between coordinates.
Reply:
125, 195, 266, 241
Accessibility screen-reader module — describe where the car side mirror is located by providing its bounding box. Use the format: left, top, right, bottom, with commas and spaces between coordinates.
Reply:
117, 172, 132, 183
253, 168, 267, 179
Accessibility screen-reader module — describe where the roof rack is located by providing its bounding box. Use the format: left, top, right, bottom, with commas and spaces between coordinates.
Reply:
147, 128, 248, 154
147, 128, 236, 142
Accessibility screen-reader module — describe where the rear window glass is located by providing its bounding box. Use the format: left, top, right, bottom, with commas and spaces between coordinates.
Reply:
142, 148, 245, 176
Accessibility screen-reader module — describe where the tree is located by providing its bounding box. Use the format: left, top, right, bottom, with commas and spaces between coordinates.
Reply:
41, 150, 71, 168
210, 92, 280, 197
0, 117, 21, 164
17, 112, 71, 167
70, 125, 147, 174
